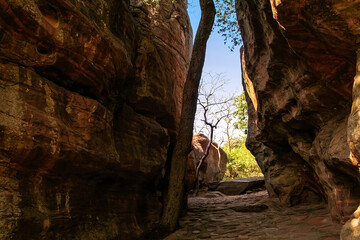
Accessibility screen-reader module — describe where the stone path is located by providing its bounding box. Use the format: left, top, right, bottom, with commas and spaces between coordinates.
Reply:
164, 191, 342, 240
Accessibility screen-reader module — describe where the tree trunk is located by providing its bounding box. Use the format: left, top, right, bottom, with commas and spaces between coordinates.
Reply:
160, 0, 216, 232
195, 125, 214, 194
211, 142, 222, 177
226, 122, 231, 153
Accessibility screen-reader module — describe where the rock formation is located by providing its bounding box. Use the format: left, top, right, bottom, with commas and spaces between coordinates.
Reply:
186, 134, 227, 189
341, 205, 360, 239
236, 0, 360, 228
208, 176, 265, 195
0, 0, 191, 239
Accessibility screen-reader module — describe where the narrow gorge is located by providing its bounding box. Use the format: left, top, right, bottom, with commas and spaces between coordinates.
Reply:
0, 0, 359, 239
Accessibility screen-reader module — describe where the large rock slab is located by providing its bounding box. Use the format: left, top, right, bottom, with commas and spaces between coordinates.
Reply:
0, 0, 192, 239
236, 0, 360, 223
208, 177, 265, 195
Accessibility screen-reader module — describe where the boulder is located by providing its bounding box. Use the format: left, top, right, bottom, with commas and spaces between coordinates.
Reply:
341, 219, 360, 240
186, 134, 228, 189
208, 177, 265, 195
341, 206, 360, 240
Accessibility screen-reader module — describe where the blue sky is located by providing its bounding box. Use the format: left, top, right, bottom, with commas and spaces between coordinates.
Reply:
187, 0, 243, 95
188, 1, 243, 142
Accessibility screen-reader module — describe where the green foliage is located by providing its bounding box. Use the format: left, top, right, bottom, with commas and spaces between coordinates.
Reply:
223, 137, 263, 179
214, 0, 241, 51
221, 91, 259, 179
233, 92, 248, 134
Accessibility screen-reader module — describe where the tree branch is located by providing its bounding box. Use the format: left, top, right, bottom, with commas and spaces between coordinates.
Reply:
161, 0, 216, 232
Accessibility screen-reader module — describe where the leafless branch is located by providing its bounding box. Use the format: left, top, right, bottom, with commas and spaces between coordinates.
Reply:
193, 72, 237, 195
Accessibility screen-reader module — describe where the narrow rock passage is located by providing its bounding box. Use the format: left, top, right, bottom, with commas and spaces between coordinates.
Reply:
165, 191, 342, 240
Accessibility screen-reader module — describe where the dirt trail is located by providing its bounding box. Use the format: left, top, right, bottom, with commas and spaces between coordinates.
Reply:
164, 191, 342, 240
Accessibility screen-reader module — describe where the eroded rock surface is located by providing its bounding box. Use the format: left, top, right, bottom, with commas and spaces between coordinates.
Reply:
166, 191, 342, 240
236, 0, 360, 227
340, 205, 360, 240
208, 177, 264, 195
186, 134, 228, 189
0, 0, 191, 239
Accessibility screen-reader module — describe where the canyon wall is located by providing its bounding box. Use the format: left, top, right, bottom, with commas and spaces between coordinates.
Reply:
236, 0, 360, 224
0, 0, 191, 239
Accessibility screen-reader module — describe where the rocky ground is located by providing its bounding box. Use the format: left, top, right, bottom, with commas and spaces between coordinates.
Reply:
164, 190, 342, 240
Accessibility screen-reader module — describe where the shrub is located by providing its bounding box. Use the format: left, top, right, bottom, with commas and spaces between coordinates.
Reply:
223, 138, 263, 179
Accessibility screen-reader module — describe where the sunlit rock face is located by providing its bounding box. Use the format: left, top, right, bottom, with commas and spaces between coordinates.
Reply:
0, 0, 191, 239
186, 134, 227, 189
236, 0, 360, 224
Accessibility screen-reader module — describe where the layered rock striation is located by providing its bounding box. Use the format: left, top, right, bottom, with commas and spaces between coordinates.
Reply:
0, 0, 191, 239
236, 0, 360, 224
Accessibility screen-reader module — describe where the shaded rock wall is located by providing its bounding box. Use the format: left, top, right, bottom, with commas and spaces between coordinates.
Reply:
236, 0, 360, 223
0, 0, 191, 239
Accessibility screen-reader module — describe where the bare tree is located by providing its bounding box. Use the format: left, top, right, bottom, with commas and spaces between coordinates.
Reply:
223, 99, 236, 153
194, 73, 235, 194
211, 142, 223, 179
160, 0, 216, 232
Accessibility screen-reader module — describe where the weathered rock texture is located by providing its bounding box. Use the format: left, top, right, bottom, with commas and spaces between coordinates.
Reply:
341, 205, 360, 239
208, 176, 265, 195
0, 0, 191, 239
236, 0, 360, 225
186, 134, 227, 189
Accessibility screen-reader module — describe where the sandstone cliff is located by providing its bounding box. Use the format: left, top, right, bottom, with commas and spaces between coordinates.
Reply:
0, 0, 191, 239
236, 0, 360, 225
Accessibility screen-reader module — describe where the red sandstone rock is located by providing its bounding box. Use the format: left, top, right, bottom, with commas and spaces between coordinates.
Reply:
0, 0, 191, 239
186, 134, 228, 189
236, 0, 360, 227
